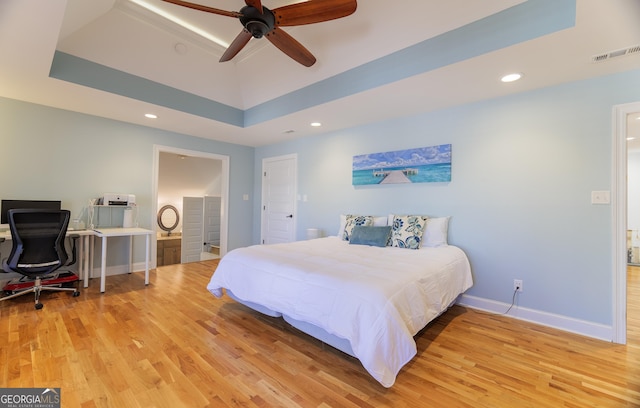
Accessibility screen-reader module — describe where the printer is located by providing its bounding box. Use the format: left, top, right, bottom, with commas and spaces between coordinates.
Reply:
101, 193, 136, 206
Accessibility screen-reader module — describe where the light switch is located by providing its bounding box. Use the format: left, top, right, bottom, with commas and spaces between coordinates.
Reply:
591, 191, 610, 204
242, 194, 249, 201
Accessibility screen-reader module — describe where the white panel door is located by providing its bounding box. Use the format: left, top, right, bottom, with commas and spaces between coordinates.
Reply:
262, 155, 297, 244
203, 196, 221, 250
182, 196, 204, 263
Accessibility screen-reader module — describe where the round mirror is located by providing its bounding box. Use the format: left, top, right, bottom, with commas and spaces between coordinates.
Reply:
157, 205, 179, 234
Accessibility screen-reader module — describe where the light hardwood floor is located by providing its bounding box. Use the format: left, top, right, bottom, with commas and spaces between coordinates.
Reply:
1, 261, 640, 407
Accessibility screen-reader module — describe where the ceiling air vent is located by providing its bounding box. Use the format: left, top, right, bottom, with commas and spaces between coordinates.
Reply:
592, 45, 640, 63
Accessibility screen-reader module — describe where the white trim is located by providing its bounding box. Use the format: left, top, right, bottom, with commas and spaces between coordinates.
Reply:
613, 101, 640, 344
261, 154, 298, 244
458, 294, 613, 342
90, 262, 148, 277
152, 145, 230, 266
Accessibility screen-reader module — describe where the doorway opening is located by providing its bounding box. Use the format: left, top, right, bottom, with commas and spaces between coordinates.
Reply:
613, 101, 640, 344
152, 145, 230, 266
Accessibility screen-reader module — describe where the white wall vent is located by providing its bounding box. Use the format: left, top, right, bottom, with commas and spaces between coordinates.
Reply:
592, 45, 640, 63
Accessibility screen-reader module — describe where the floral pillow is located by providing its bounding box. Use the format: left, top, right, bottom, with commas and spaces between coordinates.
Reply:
343, 215, 373, 241
388, 215, 428, 249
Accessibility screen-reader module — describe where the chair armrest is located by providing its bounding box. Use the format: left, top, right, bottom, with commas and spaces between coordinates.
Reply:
0, 236, 5, 272
65, 234, 79, 266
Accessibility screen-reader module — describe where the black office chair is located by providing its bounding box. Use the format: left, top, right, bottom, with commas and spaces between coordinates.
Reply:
0, 209, 80, 309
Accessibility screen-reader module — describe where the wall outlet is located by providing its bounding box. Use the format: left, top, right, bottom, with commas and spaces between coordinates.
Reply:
514, 279, 523, 293
591, 190, 610, 204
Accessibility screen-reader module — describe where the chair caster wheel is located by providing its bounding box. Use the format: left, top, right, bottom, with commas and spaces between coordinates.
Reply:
73, 291, 80, 297
35, 303, 43, 310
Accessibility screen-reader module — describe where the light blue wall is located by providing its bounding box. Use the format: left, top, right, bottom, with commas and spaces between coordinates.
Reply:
0, 97, 255, 267
255, 69, 640, 327
4, 68, 639, 332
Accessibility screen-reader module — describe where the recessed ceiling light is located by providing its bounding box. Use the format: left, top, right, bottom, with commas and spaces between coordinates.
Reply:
310, 122, 322, 127
145, 113, 158, 119
501, 73, 523, 83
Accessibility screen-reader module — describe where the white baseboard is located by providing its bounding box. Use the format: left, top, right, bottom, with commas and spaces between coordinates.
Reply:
457, 294, 613, 342
88, 261, 149, 278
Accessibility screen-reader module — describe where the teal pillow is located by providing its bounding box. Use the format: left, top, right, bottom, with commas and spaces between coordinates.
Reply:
349, 226, 392, 247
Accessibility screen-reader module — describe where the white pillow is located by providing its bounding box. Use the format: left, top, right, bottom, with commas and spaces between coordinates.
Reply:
373, 216, 388, 227
422, 216, 450, 247
337, 214, 348, 239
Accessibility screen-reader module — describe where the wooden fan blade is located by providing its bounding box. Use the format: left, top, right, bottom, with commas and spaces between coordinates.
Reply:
265, 27, 316, 67
219, 29, 253, 62
245, 0, 263, 13
162, 0, 241, 18
273, 0, 356, 26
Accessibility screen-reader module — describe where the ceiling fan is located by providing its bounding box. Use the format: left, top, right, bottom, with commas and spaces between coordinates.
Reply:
161, 0, 357, 67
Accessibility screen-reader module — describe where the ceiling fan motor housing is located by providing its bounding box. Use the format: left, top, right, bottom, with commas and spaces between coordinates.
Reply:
239, 6, 275, 38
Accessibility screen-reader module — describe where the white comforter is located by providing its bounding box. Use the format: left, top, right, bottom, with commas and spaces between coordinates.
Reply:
207, 236, 473, 387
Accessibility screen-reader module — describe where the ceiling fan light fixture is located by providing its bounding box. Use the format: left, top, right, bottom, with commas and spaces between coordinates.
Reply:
239, 5, 275, 38
245, 21, 270, 38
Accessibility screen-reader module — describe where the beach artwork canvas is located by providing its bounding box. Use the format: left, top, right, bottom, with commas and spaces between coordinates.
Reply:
352, 144, 451, 185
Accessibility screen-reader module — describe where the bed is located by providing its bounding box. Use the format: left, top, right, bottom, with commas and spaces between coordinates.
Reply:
207, 215, 473, 387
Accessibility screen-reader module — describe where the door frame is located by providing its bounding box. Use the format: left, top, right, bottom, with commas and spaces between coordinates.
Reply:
613, 100, 640, 344
261, 154, 298, 244
152, 145, 230, 266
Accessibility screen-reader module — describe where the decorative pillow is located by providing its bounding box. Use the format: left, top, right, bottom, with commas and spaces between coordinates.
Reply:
387, 214, 428, 229
343, 215, 373, 241
422, 216, 450, 247
388, 215, 428, 249
338, 214, 386, 239
349, 226, 392, 247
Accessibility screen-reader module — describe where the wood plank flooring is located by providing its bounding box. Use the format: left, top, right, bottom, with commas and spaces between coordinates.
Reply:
1, 261, 640, 407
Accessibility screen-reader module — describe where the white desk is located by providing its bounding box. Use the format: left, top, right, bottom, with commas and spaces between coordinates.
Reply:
92, 227, 153, 293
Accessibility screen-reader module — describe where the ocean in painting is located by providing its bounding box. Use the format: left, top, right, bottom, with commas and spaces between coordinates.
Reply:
352, 163, 451, 185
352, 144, 452, 185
